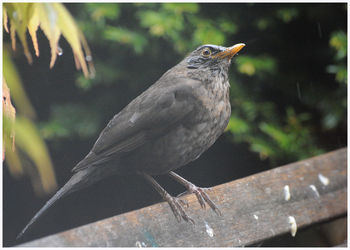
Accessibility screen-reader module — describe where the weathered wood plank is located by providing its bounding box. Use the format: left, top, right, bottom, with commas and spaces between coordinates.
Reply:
19, 148, 347, 247
336, 243, 348, 247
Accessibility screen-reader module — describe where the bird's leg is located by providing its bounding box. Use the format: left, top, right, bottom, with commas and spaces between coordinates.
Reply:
143, 174, 194, 224
169, 171, 222, 216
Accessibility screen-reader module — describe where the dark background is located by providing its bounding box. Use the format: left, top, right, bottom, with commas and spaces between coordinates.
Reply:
3, 3, 347, 246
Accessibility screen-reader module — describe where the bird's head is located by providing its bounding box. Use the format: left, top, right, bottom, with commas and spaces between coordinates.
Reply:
185, 43, 245, 70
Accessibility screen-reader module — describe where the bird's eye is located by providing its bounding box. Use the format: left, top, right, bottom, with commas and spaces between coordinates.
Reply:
201, 48, 212, 57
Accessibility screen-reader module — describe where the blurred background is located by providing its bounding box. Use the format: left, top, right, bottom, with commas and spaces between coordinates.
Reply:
3, 3, 347, 247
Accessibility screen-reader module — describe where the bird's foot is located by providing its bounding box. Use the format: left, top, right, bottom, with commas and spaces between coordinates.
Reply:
143, 174, 194, 224
178, 198, 189, 208
166, 195, 194, 224
178, 185, 222, 216
169, 171, 222, 216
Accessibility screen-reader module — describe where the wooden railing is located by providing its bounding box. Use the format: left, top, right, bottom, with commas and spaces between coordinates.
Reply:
19, 148, 347, 247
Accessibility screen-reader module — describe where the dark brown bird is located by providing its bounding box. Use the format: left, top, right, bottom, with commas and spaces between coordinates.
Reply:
17, 43, 245, 239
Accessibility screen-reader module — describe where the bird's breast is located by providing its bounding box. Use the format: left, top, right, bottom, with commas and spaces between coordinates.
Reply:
193, 79, 231, 142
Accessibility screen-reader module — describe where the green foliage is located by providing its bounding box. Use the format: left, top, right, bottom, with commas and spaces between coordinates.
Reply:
228, 106, 324, 164
87, 3, 120, 21
135, 3, 237, 52
319, 30, 347, 130
4, 113, 58, 195
276, 8, 299, 23
72, 3, 346, 166
236, 55, 276, 76
3, 3, 97, 195
192, 19, 226, 46
104, 26, 147, 53
328, 31, 347, 84
226, 117, 250, 134
6, 3, 346, 171
256, 18, 272, 31
4, 45, 58, 196
3, 48, 36, 118
40, 104, 100, 139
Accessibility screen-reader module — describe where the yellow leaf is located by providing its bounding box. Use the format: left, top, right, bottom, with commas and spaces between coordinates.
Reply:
3, 78, 16, 159
8, 3, 33, 64
79, 31, 96, 78
10, 23, 16, 50
3, 48, 36, 119
3, 8, 9, 33
73, 52, 81, 70
4, 132, 23, 177
53, 3, 89, 77
28, 5, 40, 57
14, 116, 57, 194
36, 3, 61, 68
3, 78, 21, 175
4, 48, 57, 195
4, 3, 95, 77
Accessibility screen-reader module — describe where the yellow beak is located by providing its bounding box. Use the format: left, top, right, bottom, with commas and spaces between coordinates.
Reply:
214, 43, 246, 59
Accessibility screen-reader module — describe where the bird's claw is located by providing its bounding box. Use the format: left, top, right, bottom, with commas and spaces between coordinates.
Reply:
167, 196, 194, 224
188, 185, 222, 216
179, 199, 189, 208
176, 190, 189, 198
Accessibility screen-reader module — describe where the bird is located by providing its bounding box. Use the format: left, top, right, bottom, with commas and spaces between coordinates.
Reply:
17, 42, 245, 240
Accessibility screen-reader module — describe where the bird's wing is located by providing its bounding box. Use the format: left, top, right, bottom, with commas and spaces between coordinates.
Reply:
72, 78, 201, 172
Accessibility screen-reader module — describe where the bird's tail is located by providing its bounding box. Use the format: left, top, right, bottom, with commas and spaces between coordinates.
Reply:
16, 168, 96, 240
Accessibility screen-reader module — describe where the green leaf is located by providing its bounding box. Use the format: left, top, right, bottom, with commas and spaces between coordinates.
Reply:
226, 116, 250, 134
162, 3, 199, 14
276, 8, 299, 23
193, 20, 226, 45
259, 122, 291, 149
249, 137, 276, 159
236, 55, 276, 76
40, 104, 100, 139
104, 26, 147, 53
10, 116, 57, 194
87, 3, 120, 21
330, 31, 347, 60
